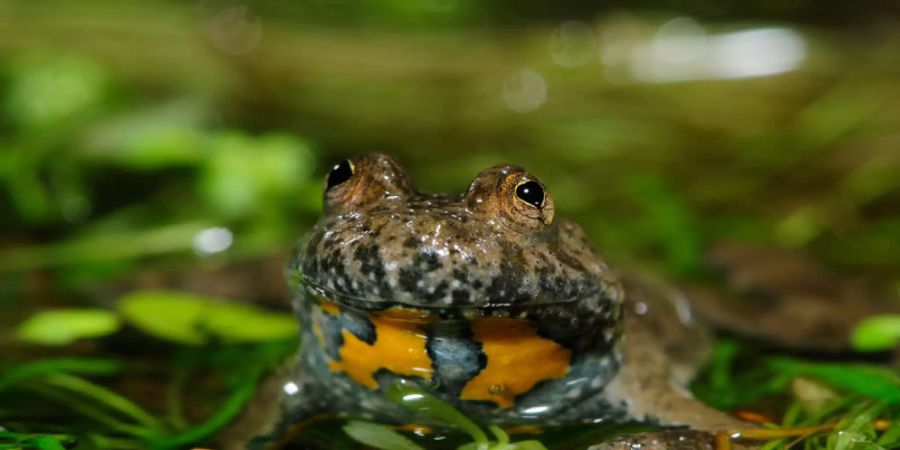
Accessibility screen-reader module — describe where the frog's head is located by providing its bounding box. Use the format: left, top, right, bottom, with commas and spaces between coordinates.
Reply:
289, 153, 623, 318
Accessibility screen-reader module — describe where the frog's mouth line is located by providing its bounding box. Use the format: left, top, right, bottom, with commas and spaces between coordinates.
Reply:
293, 275, 581, 313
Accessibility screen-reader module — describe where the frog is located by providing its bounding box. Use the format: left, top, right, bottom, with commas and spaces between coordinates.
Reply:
232, 153, 895, 450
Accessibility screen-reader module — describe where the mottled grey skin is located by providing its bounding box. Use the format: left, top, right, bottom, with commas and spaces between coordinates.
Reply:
235, 153, 751, 449
296, 155, 621, 316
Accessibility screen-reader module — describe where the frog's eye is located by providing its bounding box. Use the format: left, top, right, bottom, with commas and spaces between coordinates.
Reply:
326, 159, 354, 190
515, 180, 545, 208
323, 153, 415, 214
466, 165, 554, 231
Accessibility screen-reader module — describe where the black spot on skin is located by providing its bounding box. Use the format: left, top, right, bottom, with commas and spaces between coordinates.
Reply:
341, 311, 377, 345
556, 250, 586, 274
424, 280, 449, 302
398, 268, 419, 295
354, 245, 383, 278
427, 324, 486, 396
414, 251, 442, 272
538, 274, 567, 302
487, 262, 530, 303
403, 236, 420, 249
302, 232, 325, 275
399, 266, 449, 303
316, 248, 348, 286
531, 294, 618, 356
451, 289, 470, 304
452, 269, 470, 284
352, 244, 395, 300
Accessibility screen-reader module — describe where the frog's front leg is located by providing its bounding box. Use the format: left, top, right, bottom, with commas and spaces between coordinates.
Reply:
599, 370, 752, 449
604, 362, 747, 433
594, 293, 754, 450
598, 358, 752, 450
610, 276, 751, 433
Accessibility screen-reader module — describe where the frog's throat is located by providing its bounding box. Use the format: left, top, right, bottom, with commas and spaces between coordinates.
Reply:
313, 298, 573, 409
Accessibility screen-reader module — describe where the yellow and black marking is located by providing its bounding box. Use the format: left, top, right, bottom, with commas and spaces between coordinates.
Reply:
325, 304, 434, 389
320, 300, 341, 316
459, 317, 570, 408
317, 298, 571, 409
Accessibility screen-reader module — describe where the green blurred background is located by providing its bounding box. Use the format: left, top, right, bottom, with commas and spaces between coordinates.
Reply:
3, 1, 900, 285
0, 0, 899, 447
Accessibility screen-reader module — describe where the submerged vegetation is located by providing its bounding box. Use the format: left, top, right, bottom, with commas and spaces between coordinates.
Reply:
1, 1, 899, 449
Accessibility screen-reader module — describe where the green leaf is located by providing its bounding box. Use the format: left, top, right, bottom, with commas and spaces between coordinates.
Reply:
456, 426, 548, 450
506, 441, 549, 450
30, 437, 66, 450
488, 425, 510, 446
342, 421, 425, 450
118, 290, 296, 345
456, 443, 485, 450
387, 383, 488, 444
0, 358, 122, 389
40, 373, 164, 432
0, 221, 210, 272
200, 132, 315, 218
503, 439, 547, 450
0, 433, 77, 450
851, 315, 900, 352
17, 309, 121, 345
827, 403, 883, 450
770, 359, 900, 404
147, 351, 270, 448
6, 54, 107, 129
877, 419, 900, 447
84, 99, 210, 169
625, 175, 701, 274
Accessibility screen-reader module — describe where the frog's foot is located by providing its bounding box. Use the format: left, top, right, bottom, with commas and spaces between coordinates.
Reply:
589, 429, 770, 450
588, 430, 715, 450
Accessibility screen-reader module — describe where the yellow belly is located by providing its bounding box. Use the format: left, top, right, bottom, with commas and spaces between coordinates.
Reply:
320, 298, 570, 408
460, 317, 571, 408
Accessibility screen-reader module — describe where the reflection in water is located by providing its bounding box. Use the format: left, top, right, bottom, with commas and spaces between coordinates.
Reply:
603, 17, 807, 83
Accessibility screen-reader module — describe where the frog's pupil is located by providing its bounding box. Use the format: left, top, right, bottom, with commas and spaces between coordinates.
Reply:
327, 160, 354, 190
516, 181, 544, 208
